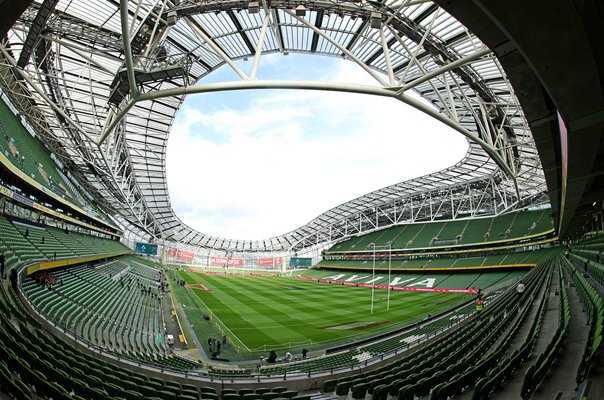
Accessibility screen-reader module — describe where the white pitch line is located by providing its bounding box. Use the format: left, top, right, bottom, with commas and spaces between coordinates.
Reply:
186, 287, 251, 352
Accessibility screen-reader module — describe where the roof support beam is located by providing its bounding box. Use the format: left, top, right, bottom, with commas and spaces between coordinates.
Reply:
397, 47, 491, 93
284, 10, 388, 87
184, 16, 249, 81
310, 10, 324, 53
227, 10, 255, 55
17, 0, 59, 68
119, 0, 139, 99
251, 15, 270, 80
0, 45, 96, 143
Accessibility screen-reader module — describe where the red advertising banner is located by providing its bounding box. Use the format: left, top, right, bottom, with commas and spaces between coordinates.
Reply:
295, 275, 477, 294
210, 256, 243, 267
187, 270, 279, 277
258, 257, 282, 266
177, 249, 195, 261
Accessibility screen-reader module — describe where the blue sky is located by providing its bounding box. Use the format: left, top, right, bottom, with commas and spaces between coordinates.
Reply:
166, 54, 468, 240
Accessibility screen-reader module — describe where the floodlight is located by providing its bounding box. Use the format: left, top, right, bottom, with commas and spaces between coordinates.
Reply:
370, 11, 382, 29
248, 1, 259, 14
166, 10, 177, 26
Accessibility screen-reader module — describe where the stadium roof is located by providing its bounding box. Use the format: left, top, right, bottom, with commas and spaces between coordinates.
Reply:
0, 0, 555, 252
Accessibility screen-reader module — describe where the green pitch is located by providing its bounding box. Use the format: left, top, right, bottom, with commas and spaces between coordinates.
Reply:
173, 271, 467, 359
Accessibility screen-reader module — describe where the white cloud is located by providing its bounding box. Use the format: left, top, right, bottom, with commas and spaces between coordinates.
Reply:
166, 55, 468, 240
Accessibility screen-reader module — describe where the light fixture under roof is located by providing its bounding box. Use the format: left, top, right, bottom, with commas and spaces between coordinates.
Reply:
295, 4, 306, 17
248, 1, 259, 14
166, 10, 177, 26
370, 11, 382, 29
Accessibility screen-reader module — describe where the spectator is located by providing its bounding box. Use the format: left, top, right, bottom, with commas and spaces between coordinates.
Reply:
0, 252, 5, 279
516, 280, 525, 300
302, 348, 308, 359
285, 351, 293, 362
267, 350, 277, 363
33, 271, 59, 287
475, 297, 484, 314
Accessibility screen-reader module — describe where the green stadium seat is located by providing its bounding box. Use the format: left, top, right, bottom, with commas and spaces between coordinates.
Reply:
397, 383, 418, 400
372, 384, 390, 400
322, 379, 337, 393
103, 382, 125, 397
223, 393, 241, 400
262, 392, 280, 400
243, 392, 262, 400
124, 390, 145, 400
158, 389, 180, 400
335, 381, 352, 396
12, 379, 33, 400
351, 382, 369, 399
138, 385, 158, 398
178, 395, 200, 400
181, 383, 199, 393
181, 389, 201, 399
90, 387, 109, 400
164, 380, 182, 392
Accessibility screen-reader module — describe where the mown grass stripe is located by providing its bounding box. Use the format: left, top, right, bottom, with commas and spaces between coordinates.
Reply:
175, 271, 467, 355
203, 278, 315, 347
184, 274, 277, 348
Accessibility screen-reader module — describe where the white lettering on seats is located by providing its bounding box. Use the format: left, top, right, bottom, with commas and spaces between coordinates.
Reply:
345, 275, 369, 282
389, 277, 415, 286
400, 334, 426, 344
407, 278, 436, 288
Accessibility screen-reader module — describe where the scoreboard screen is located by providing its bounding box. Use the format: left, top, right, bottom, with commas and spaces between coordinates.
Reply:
134, 243, 158, 255
289, 257, 312, 267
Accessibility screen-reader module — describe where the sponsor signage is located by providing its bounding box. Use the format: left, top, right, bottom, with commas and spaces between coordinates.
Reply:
190, 270, 278, 277
177, 249, 195, 261
258, 257, 282, 266
167, 247, 194, 261
210, 256, 243, 267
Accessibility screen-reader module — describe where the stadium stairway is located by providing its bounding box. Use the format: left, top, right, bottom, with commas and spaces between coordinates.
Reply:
428, 260, 556, 400
566, 248, 604, 399
307, 391, 337, 400
526, 267, 589, 399
474, 254, 599, 400
468, 270, 560, 399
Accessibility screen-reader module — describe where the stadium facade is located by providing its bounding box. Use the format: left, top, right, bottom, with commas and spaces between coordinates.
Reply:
0, 1, 603, 398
